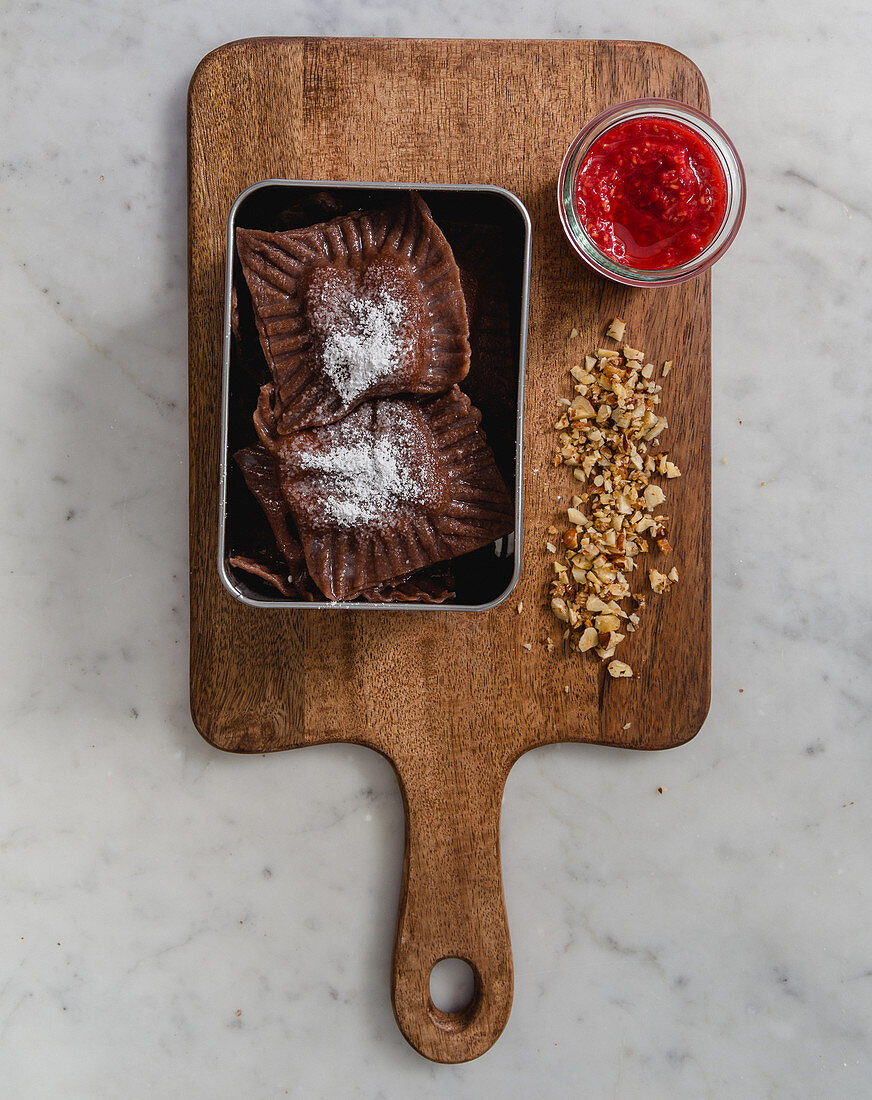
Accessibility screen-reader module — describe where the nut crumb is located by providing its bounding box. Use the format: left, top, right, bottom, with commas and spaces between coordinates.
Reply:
551, 597, 569, 622
622, 722, 632, 730
607, 660, 633, 678
522, 642, 532, 650
578, 626, 599, 652
569, 327, 578, 339
657, 786, 666, 794
516, 601, 523, 614
605, 317, 626, 342
564, 684, 570, 693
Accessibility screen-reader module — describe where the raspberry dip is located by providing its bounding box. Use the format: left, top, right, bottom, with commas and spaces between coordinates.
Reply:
573, 116, 728, 270
558, 99, 745, 287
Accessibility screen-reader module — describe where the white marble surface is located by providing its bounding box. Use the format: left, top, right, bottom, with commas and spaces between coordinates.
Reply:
2, 1, 871, 1095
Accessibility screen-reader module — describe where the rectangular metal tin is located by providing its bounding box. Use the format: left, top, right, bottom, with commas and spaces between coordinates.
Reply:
218, 179, 531, 611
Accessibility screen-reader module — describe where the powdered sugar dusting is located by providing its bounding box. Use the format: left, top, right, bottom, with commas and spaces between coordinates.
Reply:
294, 402, 438, 528
308, 275, 412, 404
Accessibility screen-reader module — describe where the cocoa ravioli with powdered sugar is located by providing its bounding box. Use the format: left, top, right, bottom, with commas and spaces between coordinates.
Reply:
235, 194, 471, 433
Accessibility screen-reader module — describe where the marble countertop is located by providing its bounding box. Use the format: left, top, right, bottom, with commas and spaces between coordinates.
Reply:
2, 2, 870, 1096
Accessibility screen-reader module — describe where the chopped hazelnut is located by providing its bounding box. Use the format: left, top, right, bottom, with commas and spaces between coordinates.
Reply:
578, 626, 599, 652
551, 597, 569, 622
643, 484, 667, 510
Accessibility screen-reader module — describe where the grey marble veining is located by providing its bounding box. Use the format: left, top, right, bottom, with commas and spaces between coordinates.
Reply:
2, 1, 871, 1096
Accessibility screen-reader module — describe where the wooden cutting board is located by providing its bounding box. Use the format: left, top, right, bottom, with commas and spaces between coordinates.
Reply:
188, 37, 711, 1063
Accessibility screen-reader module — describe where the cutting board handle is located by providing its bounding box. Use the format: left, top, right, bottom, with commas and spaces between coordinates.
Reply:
390, 759, 512, 1063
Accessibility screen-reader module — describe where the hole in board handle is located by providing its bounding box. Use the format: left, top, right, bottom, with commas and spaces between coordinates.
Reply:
428, 957, 477, 1019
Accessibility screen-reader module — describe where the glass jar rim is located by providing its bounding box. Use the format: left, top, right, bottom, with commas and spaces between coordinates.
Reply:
557, 98, 746, 287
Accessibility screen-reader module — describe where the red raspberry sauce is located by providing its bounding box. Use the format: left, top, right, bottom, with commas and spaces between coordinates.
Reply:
574, 117, 727, 270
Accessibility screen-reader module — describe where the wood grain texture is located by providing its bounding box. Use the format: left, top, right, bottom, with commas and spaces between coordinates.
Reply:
188, 37, 711, 1063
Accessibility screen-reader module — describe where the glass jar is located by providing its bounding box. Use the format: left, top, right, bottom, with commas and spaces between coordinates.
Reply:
557, 98, 746, 287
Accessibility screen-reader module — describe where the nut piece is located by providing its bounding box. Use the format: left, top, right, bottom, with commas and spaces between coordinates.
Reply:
578, 626, 599, 652
649, 569, 670, 593
606, 317, 626, 342
607, 660, 634, 678
643, 484, 666, 511
570, 396, 596, 418
551, 597, 569, 622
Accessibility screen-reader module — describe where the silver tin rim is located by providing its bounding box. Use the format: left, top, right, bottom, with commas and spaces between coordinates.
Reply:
217, 178, 532, 612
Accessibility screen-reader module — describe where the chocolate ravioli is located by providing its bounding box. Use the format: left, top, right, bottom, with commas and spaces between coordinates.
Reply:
253, 383, 513, 601
228, 444, 455, 604
227, 553, 298, 598
362, 563, 455, 604
236, 194, 471, 433
229, 445, 316, 599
